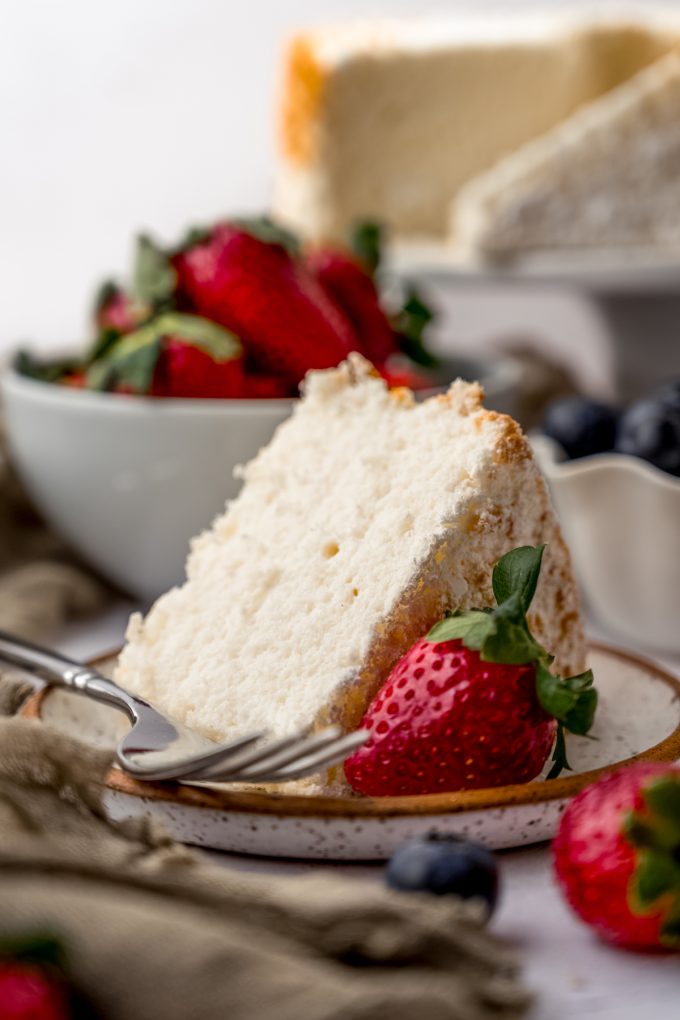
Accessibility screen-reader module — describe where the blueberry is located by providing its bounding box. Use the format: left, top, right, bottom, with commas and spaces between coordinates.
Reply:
650, 379, 680, 414
385, 833, 499, 918
543, 396, 618, 460
615, 398, 680, 476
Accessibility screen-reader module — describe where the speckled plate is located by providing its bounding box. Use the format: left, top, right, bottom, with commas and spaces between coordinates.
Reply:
21, 643, 680, 860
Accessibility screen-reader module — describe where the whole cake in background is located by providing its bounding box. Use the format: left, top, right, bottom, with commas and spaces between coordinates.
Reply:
273, 9, 680, 251
116, 355, 586, 793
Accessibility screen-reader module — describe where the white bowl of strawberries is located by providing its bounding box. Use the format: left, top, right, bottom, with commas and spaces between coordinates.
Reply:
2, 216, 516, 602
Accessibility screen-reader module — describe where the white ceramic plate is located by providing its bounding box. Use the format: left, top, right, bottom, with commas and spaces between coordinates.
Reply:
23, 644, 680, 860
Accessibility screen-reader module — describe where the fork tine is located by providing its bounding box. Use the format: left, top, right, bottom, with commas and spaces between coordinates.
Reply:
203, 727, 343, 782
234, 727, 345, 779
209, 730, 368, 785
186, 731, 310, 782
119, 730, 266, 782
246, 730, 368, 783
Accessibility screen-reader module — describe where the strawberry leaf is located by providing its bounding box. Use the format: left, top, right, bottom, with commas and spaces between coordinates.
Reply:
661, 908, 680, 945
93, 279, 119, 314
622, 771, 680, 945
85, 313, 241, 394
87, 336, 161, 393
87, 329, 122, 364
547, 725, 570, 778
14, 350, 82, 383
492, 544, 545, 615
149, 313, 241, 361
429, 598, 546, 666
536, 666, 597, 739
231, 215, 300, 255
349, 220, 383, 275
392, 289, 438, 368
535, 663, 580, 721
427, 609, 495, 647
479, 595, 545, 664
643, 774, 680, 823
175, 225, 213, 253
133, 234, 177, 306
0, 933, 65, 968
630, 849, 680, 909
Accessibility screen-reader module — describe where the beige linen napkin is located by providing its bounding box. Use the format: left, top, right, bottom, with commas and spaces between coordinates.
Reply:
0, 678, 531, 1020
0, 440, 109, 637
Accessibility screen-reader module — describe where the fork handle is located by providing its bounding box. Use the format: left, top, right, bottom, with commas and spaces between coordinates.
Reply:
0, 629, 140, 722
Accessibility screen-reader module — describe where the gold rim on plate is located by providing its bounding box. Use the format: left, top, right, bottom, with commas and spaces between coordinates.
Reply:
22, 641, 680, 818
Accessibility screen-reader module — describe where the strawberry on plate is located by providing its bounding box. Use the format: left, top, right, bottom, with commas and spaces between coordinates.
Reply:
553, 762, 680, 951
345, 545, 597, 796
172, 218, 359, 383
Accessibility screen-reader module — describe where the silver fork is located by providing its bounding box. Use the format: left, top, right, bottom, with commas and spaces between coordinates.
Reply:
0, 630, 367, 784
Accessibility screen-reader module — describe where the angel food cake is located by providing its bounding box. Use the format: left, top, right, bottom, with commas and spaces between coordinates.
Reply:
274, 10, 680, 241
117, 357, 585, 790
451, 51, 680, 260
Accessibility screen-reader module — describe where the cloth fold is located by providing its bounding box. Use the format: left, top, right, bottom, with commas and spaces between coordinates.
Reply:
0, 677, 530, 1020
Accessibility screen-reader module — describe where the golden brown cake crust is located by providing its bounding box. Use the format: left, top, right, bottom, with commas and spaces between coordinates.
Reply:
279, 35, 326, 164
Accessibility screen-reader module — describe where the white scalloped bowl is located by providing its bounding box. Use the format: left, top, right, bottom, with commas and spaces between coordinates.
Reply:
531, 434, 680, 653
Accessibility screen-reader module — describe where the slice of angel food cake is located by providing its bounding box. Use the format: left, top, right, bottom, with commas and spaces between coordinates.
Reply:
450, 51, 680, 261
116, 356, 592, 794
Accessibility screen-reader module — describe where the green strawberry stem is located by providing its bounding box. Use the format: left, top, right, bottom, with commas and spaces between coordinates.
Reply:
624, 773, 680, 945
426, 545, 598, 778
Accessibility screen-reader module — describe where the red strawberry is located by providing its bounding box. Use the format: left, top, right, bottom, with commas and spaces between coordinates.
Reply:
345, 637, 556, 796
242, 373, 295, 399
553, 762, 680, 951
152, 338, 245, 398
0, 962, 70, 1020
60, 371, 87, 389
305, 248, 397, 365
173, 224, 360, 383
378, 359, 432, 391
345, 545, 597, 797
95, 283, 149, 336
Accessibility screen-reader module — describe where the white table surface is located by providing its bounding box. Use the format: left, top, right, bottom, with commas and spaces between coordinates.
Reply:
54, 604, 680, 1020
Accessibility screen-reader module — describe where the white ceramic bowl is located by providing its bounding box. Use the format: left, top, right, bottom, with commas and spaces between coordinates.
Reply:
1, 369, 292, 601
532, 434, 680, 653
2, 356, 520, 603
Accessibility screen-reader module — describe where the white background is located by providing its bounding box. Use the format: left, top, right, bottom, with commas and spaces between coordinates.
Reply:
2, 0, 671, 389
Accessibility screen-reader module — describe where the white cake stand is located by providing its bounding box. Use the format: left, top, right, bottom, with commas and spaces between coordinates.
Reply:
389, 243, 680, 401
